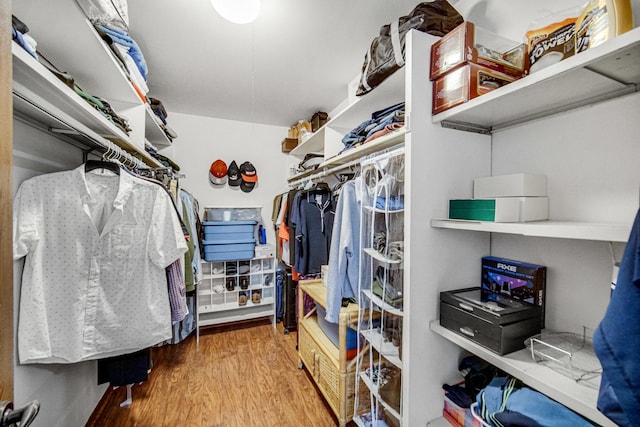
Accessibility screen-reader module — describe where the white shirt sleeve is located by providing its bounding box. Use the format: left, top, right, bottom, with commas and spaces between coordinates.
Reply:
148, 188, 188, 269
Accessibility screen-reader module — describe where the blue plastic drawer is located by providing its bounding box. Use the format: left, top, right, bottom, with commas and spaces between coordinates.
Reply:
203, 241, 255, 254
202, 220, 256, 235
204, 230, 254, 241
203, 249, 255, 262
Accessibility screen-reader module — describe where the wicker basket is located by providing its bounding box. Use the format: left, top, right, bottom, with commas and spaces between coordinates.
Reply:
298, 281, 359, 426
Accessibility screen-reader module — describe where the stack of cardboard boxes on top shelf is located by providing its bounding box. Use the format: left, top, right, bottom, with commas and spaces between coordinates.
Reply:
430, 21, 528, 115
431, 1, 634, 115
281, 111, 329, 153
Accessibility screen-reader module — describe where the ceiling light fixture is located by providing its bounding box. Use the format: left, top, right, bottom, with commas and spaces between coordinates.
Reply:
210, 0, 261, 24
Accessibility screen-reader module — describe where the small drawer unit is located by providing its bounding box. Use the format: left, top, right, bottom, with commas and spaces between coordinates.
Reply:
440, 287, 543, 355
201, 220, 257, 261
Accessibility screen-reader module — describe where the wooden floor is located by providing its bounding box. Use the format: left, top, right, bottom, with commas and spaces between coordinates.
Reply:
87, 319, 355, 427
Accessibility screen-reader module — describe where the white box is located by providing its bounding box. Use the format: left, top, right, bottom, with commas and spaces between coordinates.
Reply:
492, 198, 520, 222
474, 173, 547, 198
518, 197, 549, 222
255, 244, 274, 259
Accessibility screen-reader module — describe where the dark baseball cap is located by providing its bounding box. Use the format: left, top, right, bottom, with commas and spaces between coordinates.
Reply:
240, 161, 258, 193
227, 160, 241, 186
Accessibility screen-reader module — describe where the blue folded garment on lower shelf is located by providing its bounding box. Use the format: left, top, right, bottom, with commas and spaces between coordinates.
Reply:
316, 304, 357, 351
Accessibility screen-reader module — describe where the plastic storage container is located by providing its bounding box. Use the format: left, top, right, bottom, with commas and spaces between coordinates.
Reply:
201, 220, 257, 261
204, 207, 261, 222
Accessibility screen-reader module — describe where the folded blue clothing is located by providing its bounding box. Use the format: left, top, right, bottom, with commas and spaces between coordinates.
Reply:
12, 28, 37, 58
341, 102, 405, 147
97, 25, 148, 80
375, 195, 404, 210
477, 377, 595, 427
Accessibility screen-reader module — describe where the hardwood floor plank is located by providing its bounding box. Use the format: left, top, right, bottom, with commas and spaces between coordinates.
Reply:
87, 319, 354, 426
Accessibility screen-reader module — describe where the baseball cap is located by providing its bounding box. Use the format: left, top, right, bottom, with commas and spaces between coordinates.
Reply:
227, 160, 241, 186
240, 161, 258, 193
209, 159, 227, 185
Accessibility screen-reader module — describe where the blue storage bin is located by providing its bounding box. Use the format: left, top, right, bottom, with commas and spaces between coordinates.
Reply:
202, 220, 257, 242
203, 249, 255, 262
316, 304, 358, 351
204, 230, 254, 241
202, 235, 256, 261
203, 241, 255, 254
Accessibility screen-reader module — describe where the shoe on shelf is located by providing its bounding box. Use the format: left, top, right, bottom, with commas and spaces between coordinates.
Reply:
238, 292, 248, 306
264, 275, 272, 287
225, 277, 236, 292
239, 275, 250, 290
251, 291, 262, 304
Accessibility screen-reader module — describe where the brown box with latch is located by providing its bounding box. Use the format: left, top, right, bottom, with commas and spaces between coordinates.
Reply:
430, 21, 528, 81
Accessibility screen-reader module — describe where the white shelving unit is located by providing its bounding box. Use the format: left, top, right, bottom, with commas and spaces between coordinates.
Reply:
422, 24, 640, 427
12, 42, 163, 168
13, 0, 173, 154
433, 26, 640, 133
282, 30, 489, 427
300, 27, 639, 427
196, 256, 276, 341
430, 322, 614, 426
430, 219, 631, 242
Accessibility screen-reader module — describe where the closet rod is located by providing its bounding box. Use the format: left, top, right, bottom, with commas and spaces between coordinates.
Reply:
13, 92, 147, 170
287, 157, 361, 188
360, 146, 405, 165
288, 145, 406, 188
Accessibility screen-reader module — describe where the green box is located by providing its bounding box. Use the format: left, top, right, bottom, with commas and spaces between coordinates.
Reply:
449, 198, 520, 222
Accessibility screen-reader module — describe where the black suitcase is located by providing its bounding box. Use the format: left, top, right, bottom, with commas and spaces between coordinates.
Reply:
282, 272, 297, 334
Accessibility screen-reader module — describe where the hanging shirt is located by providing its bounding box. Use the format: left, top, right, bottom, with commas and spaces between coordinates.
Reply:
325, 177, 367, 323
13, 165, 188, 364
292, 189, 335, 275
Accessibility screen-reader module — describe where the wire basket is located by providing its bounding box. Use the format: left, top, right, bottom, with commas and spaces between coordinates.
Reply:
525, 327, 602, 389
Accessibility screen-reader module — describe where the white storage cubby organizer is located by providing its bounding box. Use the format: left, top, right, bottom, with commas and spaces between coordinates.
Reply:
196, 255, 276, 341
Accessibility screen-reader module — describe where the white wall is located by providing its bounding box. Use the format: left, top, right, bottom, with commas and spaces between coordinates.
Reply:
159, 112, 290, 246
489, 91, 640, 335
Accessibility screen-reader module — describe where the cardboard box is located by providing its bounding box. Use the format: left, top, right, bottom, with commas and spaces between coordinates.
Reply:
432, 63, 516, 115
481, 256, 547, 326
449, 197, 548, 222
519, 197, 549, 222
474, 173, 547, 198
255, 244, 274, 258
281, 138, 298, 153
310, 111, 329, 132
430, 21, 528, 81
449, 198, 520, 222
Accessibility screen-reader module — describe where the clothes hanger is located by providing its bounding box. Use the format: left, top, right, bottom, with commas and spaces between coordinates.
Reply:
84, 146, 121, 175
303, 177, 314, 191
310, 181, 330, 192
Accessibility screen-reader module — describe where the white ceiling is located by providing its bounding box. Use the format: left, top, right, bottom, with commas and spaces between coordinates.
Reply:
126, 0, 451, 127
125, 0, 590, 128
